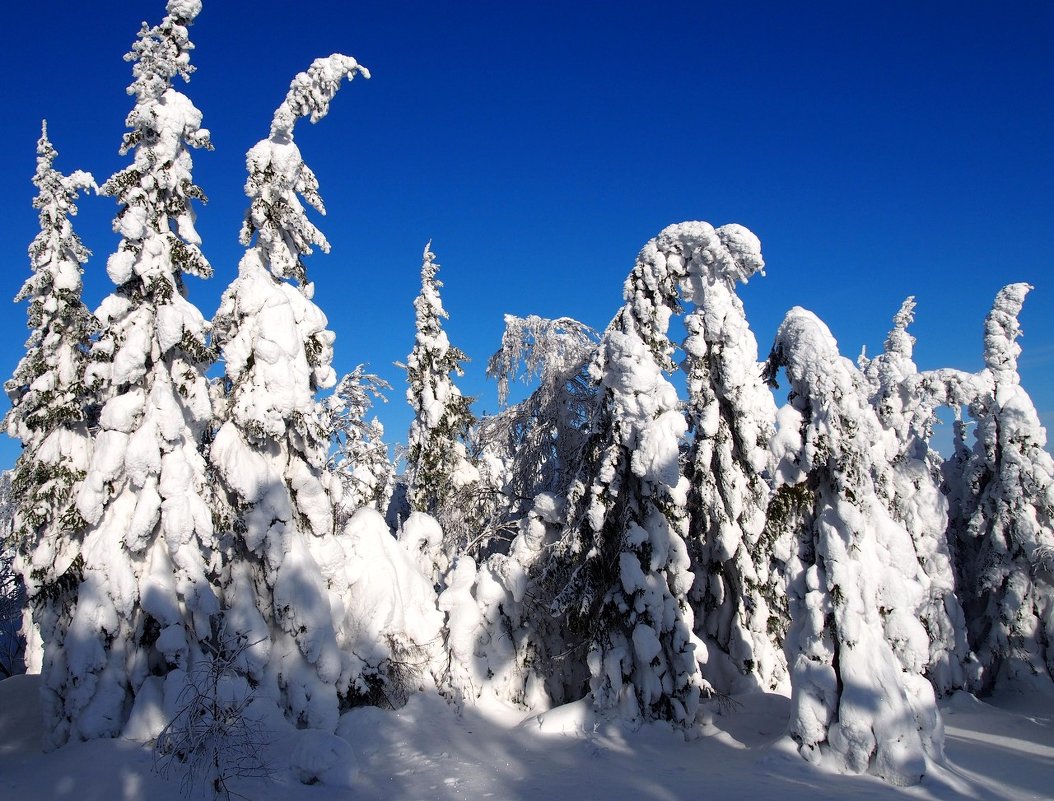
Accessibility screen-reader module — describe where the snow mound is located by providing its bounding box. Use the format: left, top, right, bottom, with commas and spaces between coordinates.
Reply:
289, 728, 359, 787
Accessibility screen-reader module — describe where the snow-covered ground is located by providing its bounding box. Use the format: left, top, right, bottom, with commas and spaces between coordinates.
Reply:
2, 673, 1051, 801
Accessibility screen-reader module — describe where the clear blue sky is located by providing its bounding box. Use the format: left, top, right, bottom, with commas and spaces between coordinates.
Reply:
1, 1, 1051, 467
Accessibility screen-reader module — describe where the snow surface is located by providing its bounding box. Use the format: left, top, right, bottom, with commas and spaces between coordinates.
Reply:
1, 672, 1052, 800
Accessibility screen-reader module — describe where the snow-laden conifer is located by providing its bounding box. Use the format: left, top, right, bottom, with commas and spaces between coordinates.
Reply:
4, 124, 95, 677
211, 54, 383, 729
858, 299, 971, 695
59, 1, 217, 748
327, 366, 394, 521
401, 243, 478, 568
765, 308, 941, 786
541, 222, 761, 728
676, 223, 786, 694
952, 284, 1054, 692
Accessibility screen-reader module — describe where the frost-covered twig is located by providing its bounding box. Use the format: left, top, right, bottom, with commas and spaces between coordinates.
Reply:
154, 632, 272, 800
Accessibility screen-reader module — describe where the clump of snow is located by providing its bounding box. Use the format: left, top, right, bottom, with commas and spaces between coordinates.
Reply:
289, 728, 359, 787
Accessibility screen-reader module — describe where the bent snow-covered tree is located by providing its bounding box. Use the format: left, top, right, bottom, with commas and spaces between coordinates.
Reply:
952, 283, 1054, 692
541, 222, 765, 728
210, 54, 373, 729
62, 1, 218, 748
4, 124, 96, 676
674, 223, 786, 695
765, 308, 941, 786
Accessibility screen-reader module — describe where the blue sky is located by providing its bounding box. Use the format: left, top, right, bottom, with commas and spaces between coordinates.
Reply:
1, 1, 1051, 467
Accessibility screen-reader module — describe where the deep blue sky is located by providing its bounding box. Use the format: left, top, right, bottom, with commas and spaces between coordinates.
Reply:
1, 1, 1051, 467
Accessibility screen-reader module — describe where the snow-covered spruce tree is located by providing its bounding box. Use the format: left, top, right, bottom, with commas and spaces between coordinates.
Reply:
401, 243, 479, 571
60, 0, 217, 748
327, 366, 394, 522
858, 298, 971, 695
764, 308, 941, 786
952, 283, 1054, 692
4, 124, 96, 677
210, 54, 374, 729
674, 223, 787, 695
539, 222, 762, 728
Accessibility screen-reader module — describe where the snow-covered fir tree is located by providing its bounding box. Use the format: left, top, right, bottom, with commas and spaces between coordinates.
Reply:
765, 307, 942, 786
326, 366, 394, 521
57, 0, 218, 748
400, 243, 479, 573
4, 124, 96, 677
210, 54, 368, 728
539, 223, 765, 728
951, 283, 1054, 692
674, 222, 787, 695
858, 298, 971, 695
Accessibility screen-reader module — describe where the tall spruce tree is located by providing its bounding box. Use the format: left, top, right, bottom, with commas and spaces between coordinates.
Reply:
953, 283, 1054, 692
765, 308, 941, 786
4, 123, 96, 676
62, 0, 218, 747
401, 243, 478, 571
210, 54, 370, 730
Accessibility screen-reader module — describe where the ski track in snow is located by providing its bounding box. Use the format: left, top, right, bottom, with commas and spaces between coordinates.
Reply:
1, 673, 1052, 801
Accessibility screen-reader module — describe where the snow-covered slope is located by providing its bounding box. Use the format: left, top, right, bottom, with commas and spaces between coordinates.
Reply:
1, 673, 1051, 801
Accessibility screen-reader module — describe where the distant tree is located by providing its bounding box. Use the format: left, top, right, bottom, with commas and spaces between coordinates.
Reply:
401, 243, 479, 558
327, 366, 394, 520
59, 0, 218, 748
765, 307, 941, 786
4, 124, 96, 677
430, 316, 601, 710
482, 314, 599, 516
677, 223, 786, 695
951, 283, 1054, 692
210, 53, 370, 730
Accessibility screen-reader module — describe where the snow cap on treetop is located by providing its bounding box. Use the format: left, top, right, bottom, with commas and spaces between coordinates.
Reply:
125, 0, 203, 106
167, 0, 202, 21
884, 296, 916, 360
984, 282, 1032, 381
649, 221, 765, 293
270, 54, 370, 141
